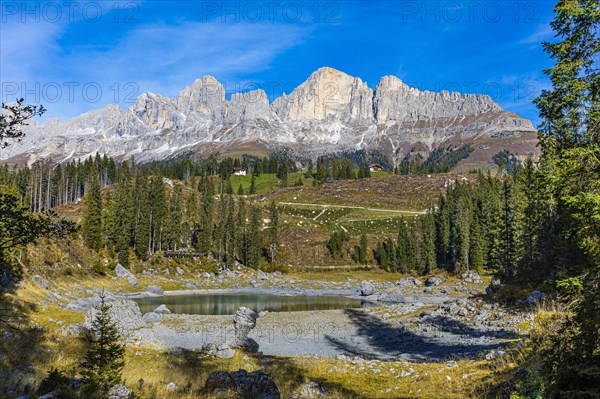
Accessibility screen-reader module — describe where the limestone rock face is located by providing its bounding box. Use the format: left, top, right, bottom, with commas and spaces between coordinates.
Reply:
373, 75, 502, 123
272, 67, 374, 124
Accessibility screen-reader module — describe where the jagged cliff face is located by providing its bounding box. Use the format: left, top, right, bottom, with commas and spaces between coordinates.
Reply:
1, 67, 539, 166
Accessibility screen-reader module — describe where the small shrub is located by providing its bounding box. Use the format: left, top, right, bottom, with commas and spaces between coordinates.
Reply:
38, 368, 70, 395
91, 262, 107, 276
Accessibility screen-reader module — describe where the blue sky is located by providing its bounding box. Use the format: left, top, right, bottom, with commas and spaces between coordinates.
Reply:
0, 1, 556, 125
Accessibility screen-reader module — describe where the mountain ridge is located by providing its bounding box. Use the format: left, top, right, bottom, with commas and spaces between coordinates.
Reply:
0, 67, 539, 167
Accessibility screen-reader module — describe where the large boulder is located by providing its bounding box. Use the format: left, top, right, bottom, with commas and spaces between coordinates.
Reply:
142, 312, 163, 323
360, 280, 376, 296
377, 288, 405, 303
145, 285, 164, 295
203, 369, 280, 399
115, 264, 137, 286
231, 307, 259, 352
84, 300, 146, 335
154, 304, 171, 314
424, 276, 443, 287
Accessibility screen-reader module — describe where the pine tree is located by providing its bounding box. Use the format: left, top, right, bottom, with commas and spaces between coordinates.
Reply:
530, 1, 600, 396
247, 205, 262, 268
236, 197, 247, 264
421, 214, 437, 274
102, 191, 115, 250
249, 174, 256, 194
134, 171, 151, 259
224, 195, 236, 266
80, 296, 125, 398
198, 174, 213, 255
82, 169, 103, 251
114, 164, 133, 266
268, 201, 278, 263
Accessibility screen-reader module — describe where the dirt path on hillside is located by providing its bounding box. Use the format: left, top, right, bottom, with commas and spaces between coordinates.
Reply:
277, 202, 426, 215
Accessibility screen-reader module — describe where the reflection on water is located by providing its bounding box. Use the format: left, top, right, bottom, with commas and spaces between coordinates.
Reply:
134, 293, 371, 315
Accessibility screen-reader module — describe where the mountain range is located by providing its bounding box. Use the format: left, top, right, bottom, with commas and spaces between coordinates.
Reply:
1, 67, 539, 167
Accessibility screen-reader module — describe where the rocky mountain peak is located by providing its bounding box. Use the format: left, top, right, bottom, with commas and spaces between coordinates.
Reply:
271, 66, 373, 123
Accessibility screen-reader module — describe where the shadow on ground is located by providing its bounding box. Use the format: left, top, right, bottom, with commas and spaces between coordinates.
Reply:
325, 308, 518, 362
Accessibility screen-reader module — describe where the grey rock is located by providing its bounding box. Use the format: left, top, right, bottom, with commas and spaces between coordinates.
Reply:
423, 287, 433, 293
142, 312, 163, 323
166, 382, 178, 392
145, 285, 164, 295
108, 384, 132, 399
257, 270, 268, 280
38, 395, 55, 399
425, 276, 443, 287
59, 323, 88, 336
298, 381, 326, 398
258, 310, 269, 318
378, 288, 405, 303
84, 300, 145, 335
176, 267, 185, 275
203, 369, 280, 399
526, 291, 544, 304
360, 280, 376, 296
202, 342, 236, 359
154, 304, 171, 314
32, 275, 49, 289
115, 264, 137, 286
231, 307, 260, 352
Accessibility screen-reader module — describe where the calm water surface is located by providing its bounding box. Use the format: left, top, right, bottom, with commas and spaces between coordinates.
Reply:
134, 293, 372, 315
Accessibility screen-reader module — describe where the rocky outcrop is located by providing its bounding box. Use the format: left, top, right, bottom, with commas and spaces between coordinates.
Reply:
203, 369, 280, 399
360, 281, 376, 296
84, 300, 146, 335
115, 264, 137, 286
373, 75, 501, 123
272, 67, 374, 124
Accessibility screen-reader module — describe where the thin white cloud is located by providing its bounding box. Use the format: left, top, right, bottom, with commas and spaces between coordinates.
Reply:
520, 23, 554, 45
1, 16, 309, 119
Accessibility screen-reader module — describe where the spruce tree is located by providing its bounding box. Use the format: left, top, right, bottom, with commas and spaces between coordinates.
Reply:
80, 296, 125, 398
236, 197, 247, 264
421, 214, 437, 274
268, 201, 279, 263
198, 174, 213, 255
249, 174, 256, 194
247, 205, 262, 268
102, 191, 115, 250
82, 170, 103, 251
